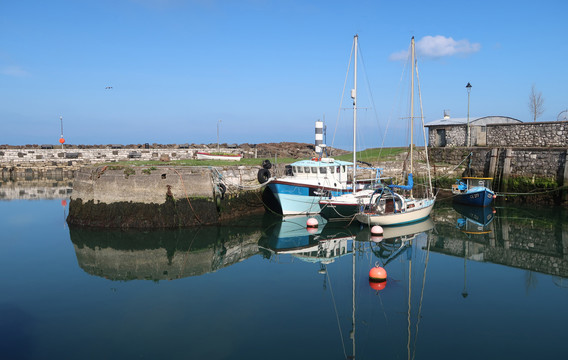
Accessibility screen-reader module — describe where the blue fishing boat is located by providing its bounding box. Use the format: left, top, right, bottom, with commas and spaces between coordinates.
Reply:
452, 177, 496, 207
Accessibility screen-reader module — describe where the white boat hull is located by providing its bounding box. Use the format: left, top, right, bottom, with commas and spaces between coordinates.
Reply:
355, 198, 435, 226
196, 152, 242, 161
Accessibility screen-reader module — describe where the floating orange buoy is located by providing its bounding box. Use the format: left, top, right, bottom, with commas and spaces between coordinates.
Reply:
369, 266, 387, 281
59, 137, 65, 144
369, 279, 387, 291
306, 217, 319, 228
61, 199, 67, 207
371, 225, 383, 235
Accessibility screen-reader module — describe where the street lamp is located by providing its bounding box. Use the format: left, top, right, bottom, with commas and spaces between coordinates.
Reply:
59, 116, 65, 150
217, 119, 222, 153
466, 82, 472, 147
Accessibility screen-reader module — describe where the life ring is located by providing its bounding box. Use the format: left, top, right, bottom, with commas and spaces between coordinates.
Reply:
262, 159, 272, 169
258, 168, 271, 183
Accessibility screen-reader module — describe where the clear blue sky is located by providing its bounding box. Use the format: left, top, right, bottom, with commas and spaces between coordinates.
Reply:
1, 0, 566, 150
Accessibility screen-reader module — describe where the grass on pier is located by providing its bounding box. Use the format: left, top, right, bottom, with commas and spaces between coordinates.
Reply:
100, 147, 407, 167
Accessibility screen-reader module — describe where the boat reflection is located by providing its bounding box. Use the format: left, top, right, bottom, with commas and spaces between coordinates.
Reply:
453, 203, 495, 235
258, 215, 357, 265
356, 218, 435, 266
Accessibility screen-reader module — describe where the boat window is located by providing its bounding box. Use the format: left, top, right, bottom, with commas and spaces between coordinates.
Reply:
319, 167, 327, 174
304, 167, 310, 173
330, 166, 335, 174
296, 166, 303, 173
341, 166, 346, 173
311, 167, 317, 174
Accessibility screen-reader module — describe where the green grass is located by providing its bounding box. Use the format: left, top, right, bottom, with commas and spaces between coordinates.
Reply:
333, 147, 407, 163
98, 148, 407, 167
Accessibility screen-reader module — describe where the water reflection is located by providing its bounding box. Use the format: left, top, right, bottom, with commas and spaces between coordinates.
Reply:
431, 204, 568, 278
69, 205, 568, 283
69, 226, 261, 281
0, 181, 72, 200
258, 215, 356, 265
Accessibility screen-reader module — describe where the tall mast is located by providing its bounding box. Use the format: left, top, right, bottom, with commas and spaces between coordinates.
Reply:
410, 37, 415, 198
352, 34, 358, 194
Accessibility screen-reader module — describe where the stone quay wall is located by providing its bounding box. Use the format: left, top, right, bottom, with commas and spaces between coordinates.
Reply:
429, 147, 568, 183
67, 165, 265, 228
486, 121, 568, 147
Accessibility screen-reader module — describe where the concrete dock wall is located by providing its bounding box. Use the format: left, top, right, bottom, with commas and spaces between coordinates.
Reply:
67, 165, 265, 228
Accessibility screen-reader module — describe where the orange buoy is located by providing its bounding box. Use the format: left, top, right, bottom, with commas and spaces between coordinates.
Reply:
61, 199, 67, 207
371, 225, 383, 235
369, 266, 387, 281
59, 137, 65, 144
306, 217, 319, 228
369, 279, 387, 291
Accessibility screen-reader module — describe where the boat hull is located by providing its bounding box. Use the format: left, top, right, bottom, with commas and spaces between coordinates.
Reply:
268, 182, 351, 215
319, 201, 359, 220
355, 198, 435, 226
453, 188, 494, 206
196, 152, 242, 161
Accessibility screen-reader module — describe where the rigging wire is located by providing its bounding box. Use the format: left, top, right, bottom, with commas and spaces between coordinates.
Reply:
326, 266, 348, 360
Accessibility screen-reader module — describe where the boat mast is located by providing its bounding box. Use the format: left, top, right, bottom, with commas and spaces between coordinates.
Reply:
352, 35, 358, 194
410, 36, 415, 198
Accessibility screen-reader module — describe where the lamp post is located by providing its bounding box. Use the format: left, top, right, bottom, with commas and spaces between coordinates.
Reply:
217, 119, 222, 153
59, 116, 65, 150
466, 82, 472, 147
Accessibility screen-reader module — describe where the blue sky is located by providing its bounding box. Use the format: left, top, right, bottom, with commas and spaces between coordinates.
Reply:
1, 0, 566, 150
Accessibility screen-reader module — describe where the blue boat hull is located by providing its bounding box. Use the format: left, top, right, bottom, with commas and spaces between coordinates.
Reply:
453, 188, 495, 207
268, 181, 351, 215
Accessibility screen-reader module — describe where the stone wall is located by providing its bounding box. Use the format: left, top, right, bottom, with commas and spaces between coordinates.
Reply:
67, 165, 266, 228
429, 147, 567, 181
487, 121, 568, 147
0, 148, 201, 164
428, 120, 568, 148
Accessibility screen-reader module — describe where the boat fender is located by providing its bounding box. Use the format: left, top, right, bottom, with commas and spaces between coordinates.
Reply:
257, 168, 270, 184
262, 159, 272, 170
219, 183, 226, 200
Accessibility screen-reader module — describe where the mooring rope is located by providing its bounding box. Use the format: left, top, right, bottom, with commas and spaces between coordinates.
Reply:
169, 167, 203, 224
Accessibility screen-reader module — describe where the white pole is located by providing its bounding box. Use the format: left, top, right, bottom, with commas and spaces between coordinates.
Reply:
217, 119, 222, 153
410, 37, 415, 198
352, 35, 358, 194
60, 116, 64, 150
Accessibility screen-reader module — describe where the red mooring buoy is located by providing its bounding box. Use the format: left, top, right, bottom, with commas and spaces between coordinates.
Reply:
306, 217, 319, 228
369, 266, 387, 282
59, 137, 65, 144
371, 225, 383, 235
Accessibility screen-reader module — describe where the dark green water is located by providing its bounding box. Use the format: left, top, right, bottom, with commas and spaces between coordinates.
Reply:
1, 198, 567, 359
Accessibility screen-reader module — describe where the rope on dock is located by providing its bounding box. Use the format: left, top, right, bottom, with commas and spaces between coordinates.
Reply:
169, 167, 203, 224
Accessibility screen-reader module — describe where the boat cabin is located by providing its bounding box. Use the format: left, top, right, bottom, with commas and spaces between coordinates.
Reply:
289, 158, 352, 184
452, 177, 493, 195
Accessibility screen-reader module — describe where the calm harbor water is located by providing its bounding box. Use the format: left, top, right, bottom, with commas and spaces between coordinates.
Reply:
1, 196, 567, 359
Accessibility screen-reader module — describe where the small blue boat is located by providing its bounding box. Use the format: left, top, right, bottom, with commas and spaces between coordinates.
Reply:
452, 177, 496, 207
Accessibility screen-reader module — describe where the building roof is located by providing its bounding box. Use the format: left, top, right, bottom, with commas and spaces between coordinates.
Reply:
425, 116, 522, 127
